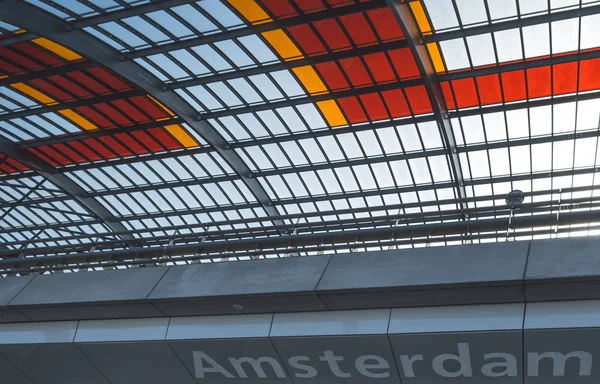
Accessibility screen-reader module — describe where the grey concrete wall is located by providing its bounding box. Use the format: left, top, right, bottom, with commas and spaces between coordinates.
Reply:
0, 237, 597, 322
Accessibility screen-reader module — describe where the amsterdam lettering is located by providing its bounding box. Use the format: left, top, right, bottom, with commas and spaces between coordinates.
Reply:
192, 342, 592, 379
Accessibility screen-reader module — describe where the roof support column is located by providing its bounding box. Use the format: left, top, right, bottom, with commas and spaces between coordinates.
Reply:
386, 0, 467, 214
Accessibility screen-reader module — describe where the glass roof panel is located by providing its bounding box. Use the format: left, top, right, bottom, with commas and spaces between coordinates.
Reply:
1, 0, 600, 269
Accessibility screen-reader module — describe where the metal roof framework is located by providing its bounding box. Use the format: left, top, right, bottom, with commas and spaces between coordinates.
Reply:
0, 0, 599, 273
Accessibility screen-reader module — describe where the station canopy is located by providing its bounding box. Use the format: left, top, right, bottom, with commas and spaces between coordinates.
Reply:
0, 0, 599, 273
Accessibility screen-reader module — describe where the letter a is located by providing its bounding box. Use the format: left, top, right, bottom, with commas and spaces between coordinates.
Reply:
481, 353, 518, 377
193, 351, 235, 378
432, 343, 473, 378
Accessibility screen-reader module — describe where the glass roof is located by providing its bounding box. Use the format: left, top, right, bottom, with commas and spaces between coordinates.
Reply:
1, 0, 600, 273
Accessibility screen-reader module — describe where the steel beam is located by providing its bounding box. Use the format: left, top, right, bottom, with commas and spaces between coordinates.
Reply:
167, 40, 409, 90
0, 136, 136, 245
430, 4, 600, 43
124, 1, 385, 60
0, 0, 289, 232
69, 0, 197, 30
1, 209, 598, 271
0, 31, 36, 47
19, 117, 185, 148
3, 160, 600, 216
1, 182, 598, 242
386, 0, 467, 214
198, 79, 422, 120
0, 89, 144, 122
0, 60, 96, 87
171, 45, 593, 121
5, 194, 598, 256
439, 49, 600, 82
7, 88, 596, 176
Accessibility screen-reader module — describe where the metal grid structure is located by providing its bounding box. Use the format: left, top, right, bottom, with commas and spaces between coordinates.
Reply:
0, 0, 600, 274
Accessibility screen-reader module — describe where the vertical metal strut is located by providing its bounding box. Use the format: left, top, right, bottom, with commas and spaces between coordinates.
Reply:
386, 0, 467, 214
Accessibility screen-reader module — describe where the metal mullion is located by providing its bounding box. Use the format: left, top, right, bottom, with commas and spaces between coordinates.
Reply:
168, 40, 410, 90
69, 0, 200, 29
121, 162, 154, 188
0, 61, 96, 88
192, 183, 219, 208
313, 137, 345, 200
2, 44, 58, 71
441, 48, 600, 83
61, 68, 114, 97
179, 46, 219, 80
212, 181, 237, 208
162, 51, 197, 80
261, 104, 294, 137
199, 80, 423, 120
200, 114, 238, 144
2, 116, 54, 143
431, 3, 600, 43
8, 183, 600, 239
163, 7, 197, 39
253, 71, 289, 104
191, 2, 227, 33
4, 207, 39, 229
109, 192, 139, 216
238, 73, 271, 109
257, 174, 283, 203
106, 129, 153, 160
90, 24, 136, 51
548, 0, 556, 195
329, 59, 355, 95
137, 56, 178, 82
80, 166, 121, 193
304, 169, 329, 209
115, 18, 158, 50
20, 204, 57, 227
0, 89, 144, 122
0, 89, 31, 113
476, 113, 495, 201
77, 0, 110, 16
205, 152, 232, 177
127, 191, 155, 216
354, 54, 397, 121
179, 184, 205, 212
124, 1, 384, 60
586, 114, 600, 235
0, 178, 45, 223
217, 74, 251, 110
231, 146, 262, 176
180, 86, 211, 113
139, 13, 179, 44
272, 174, 298, 210
22, 118, 182, 148
30, 203, 94, 219
0, 219, 102, 235
27, 113, 74, 138
100, 165, 138, 192
569, 8, 585, 203
155, 158, 187, 192
144, 189, 179, 217
225, 36, 261, 70
131, 192, 162, 222
63, 171, 98, 195
108, 94, 153, 124
255, 140, 279, 174
165, 156, 197, 184
347, 131, 372, 219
